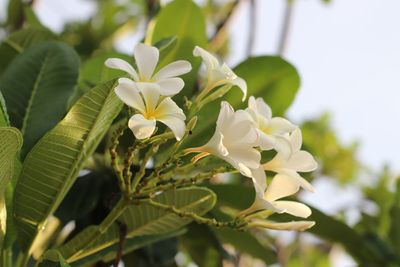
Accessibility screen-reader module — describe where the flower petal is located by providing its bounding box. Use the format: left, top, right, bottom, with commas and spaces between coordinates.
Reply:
251, 167, 267, 196
265, 174, 300, 201
269, 117, 297, 135
153, 60, 192, 80
286, 151, 318, 172
128, 114, 156, 139
104, 58, 139, 80
228, 146, 261, 170
158, 115, 186, 141
250, 219, 315, 231
204, 131, 229, 157
280, 169, 315, 192
156, 78, 184, 96
135, 83, 161, 113
193, 46, 219, 71
272, 200, 312, 218
253, 97, 272, 119
290, 128, 303, 152
134, 43, 159, 80
230, 77, 247, 101
216, 101, 235, 131
155, 97, 186, 120
114, 79, 145, 113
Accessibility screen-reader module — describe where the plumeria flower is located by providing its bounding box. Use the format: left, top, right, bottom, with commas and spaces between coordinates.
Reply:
247, 96, 296, 158
247, 218, 315, 231
250, 167, 312, 218
105, 43, 192, 96
185, 101, 260, 177
193, 46, 247, 101
115, 78, 186, 140
263, 128, 317, 192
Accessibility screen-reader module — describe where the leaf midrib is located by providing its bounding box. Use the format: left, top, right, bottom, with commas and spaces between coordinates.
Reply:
20, 50, 51, 137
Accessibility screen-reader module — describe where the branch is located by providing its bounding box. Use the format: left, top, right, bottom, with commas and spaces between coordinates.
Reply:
277, 0, 295, 56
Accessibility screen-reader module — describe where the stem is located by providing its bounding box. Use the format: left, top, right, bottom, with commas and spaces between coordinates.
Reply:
247, 0, 257, 56
209, 0, 241, 51
146, 199, 242, 228
16, 251, 29, 267
277, 0, 295, 56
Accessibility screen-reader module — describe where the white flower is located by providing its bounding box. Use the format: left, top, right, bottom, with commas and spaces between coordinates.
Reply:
115, 78, 186, 140
185, 101, 260, 177
247, 96, 296, 157
105, 43, 192, 96
193, 46, 247, 100
250, 167, 312, 218
248, 218, 315, 231
263, 128, 317, 192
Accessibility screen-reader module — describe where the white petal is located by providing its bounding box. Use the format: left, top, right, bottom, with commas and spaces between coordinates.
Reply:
251, 167, 267, 196
290, 128, 303, 152
114, 79, 145, 113
156, 78, 184, 96
134, 43, 159, 80
286, 151, 318, 172
228, 146, 261, 170
104, 58, 139, 80
128, 114, 156, 139
216, 101, 235, 131
230, 77, 247, 101
273, 135, 292, 159
250, 219, 315, 231
280, 169, 315, 192
265, 174, 300, 201
155, 97, 186, 120
153, 60, 192, 80
255, 97, 272, 119
269, 117, 297, 135
158, 115, 186, 141
135, 83, 161, 113
204, 131, 229, 157
272, 201, 312, 218
193, 46, 219, 70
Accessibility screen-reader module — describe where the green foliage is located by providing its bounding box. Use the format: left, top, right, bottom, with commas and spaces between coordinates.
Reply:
149, 0, 207, 104
0, 42, 79, 158
214, 228, 277, 265
13, 79, 123, 251
0, 127, 22, 250
57, 187, 216, 263
189, 56, 300, 146
0, 27, 56, 74
180, 224, 225, 267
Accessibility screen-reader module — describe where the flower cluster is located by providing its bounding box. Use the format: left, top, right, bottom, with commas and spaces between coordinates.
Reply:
105, 43, 317, 231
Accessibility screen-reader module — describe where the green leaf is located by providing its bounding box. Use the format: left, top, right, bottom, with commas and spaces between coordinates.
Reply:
0, 27, 56, 73
180, 224, 225, 267
72, 229, 185, 267
214, 228, 277, 265
13, 79, 123, 252
389, 180, 400, 252
149, 0, 207, 104
0, 127, 22, 250
187, 56, 300, 146
39, 250, 71, 267
0, 127, 23, 192
0, 41, 79, 159
0, 92, 10, 127
58, 187, 216, 263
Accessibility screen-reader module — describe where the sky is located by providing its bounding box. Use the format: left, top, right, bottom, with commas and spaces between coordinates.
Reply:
228, 0, 400, 174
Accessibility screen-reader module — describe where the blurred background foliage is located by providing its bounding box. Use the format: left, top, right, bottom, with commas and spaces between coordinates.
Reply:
1, 0, 399, 266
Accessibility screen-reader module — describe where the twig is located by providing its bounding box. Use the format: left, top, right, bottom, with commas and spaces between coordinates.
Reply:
277, 0, 295, 56
113, 223, 127, 267
209, 0, 241, 51
247, 0, 257, 56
